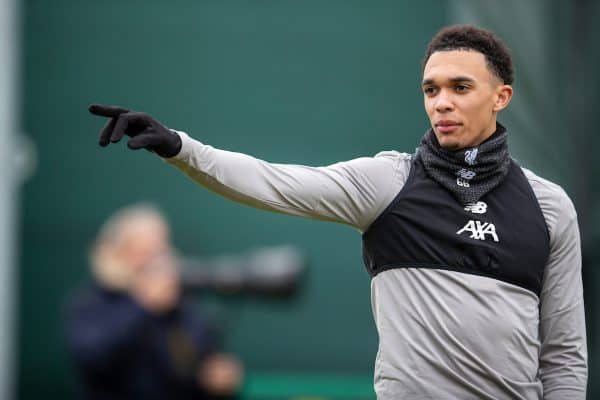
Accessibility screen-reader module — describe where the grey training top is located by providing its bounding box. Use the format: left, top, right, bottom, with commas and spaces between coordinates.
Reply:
164, 131, 587, 399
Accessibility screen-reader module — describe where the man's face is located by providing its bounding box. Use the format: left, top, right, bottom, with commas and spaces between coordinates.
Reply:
422, 50, 511, 151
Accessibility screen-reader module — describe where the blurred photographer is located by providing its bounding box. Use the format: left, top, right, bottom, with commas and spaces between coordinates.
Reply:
64, 204, 243, 400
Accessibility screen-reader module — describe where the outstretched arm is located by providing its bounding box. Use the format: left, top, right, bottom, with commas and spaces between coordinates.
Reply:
165, 131, 407, 232
90, 104, 411, 232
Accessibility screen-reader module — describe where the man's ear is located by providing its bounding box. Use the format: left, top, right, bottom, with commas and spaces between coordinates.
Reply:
493, 85, 513, 112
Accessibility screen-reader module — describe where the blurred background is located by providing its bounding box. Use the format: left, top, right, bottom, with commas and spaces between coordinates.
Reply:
0, 0, 598, 399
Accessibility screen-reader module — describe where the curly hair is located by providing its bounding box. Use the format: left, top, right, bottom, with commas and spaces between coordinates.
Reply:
423, 25, 514, 85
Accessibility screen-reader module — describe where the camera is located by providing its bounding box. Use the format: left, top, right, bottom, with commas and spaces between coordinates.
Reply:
178, 245, 306, 298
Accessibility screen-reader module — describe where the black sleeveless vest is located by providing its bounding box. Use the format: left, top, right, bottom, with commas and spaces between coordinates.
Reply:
362, 157, 550, 297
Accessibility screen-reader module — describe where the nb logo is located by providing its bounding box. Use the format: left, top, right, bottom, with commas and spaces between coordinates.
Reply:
457, 168, 476, 180
457, 220, 499, 242
464, 201, 487, 214
465, 148, 478, 165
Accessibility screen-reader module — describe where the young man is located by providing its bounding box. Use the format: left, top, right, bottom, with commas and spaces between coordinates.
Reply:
90, 25, 587, 399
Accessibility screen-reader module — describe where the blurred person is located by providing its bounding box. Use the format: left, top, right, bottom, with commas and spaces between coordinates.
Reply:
88, 25, 586, 399
64, 204, 243, 400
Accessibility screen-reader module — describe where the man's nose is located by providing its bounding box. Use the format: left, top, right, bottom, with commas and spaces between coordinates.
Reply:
435, 90, 454, 113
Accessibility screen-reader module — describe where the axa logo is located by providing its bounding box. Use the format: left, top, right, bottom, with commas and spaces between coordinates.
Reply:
464, 201, 487, 214
456, 220, 499, 242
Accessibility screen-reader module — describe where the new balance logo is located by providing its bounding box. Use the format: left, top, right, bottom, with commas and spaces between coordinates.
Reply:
456, 220, 499, 242
464, 201, 487, 214
457, 168, 476, 180
465, 148, 478, 165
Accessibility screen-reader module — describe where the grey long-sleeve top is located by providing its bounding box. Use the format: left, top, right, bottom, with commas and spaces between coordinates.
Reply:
164, 131, 587, 399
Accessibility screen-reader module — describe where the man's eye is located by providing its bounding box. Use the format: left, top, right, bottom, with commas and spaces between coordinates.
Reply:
455, 85, 468, 92
423, 87, 437, 95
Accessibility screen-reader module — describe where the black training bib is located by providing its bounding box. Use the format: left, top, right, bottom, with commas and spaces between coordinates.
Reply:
362, 157, 550, 297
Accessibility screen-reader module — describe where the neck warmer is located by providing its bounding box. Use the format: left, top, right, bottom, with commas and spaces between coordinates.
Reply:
416, 123, 510, 204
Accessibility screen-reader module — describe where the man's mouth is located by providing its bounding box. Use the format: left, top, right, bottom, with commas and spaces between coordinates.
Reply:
435, 120, 462, 134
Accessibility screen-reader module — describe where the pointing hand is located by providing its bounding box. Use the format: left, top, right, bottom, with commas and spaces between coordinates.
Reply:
89, 104, 182, 158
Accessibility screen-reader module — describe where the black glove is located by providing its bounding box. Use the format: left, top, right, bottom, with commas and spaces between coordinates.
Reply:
89, 104, 182, 158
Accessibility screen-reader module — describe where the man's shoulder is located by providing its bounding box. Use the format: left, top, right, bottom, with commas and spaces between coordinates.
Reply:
520, 165, 577, 232
373, 150, 413, 178
371, 150, 412, 171
373, 150, 412, 162
520, 166, 573, 207
334, 150, 412, 176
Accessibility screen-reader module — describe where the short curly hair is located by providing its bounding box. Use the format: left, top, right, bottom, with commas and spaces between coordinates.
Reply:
423, 25, 514, 85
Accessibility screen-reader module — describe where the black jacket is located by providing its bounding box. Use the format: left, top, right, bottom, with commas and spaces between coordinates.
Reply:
64, 283, 215, 400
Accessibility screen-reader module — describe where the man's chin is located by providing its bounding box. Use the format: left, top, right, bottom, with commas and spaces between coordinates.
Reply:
437, 136, 462, 151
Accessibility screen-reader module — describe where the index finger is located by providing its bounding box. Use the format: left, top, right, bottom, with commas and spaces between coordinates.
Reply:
88, 104, 130, 118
